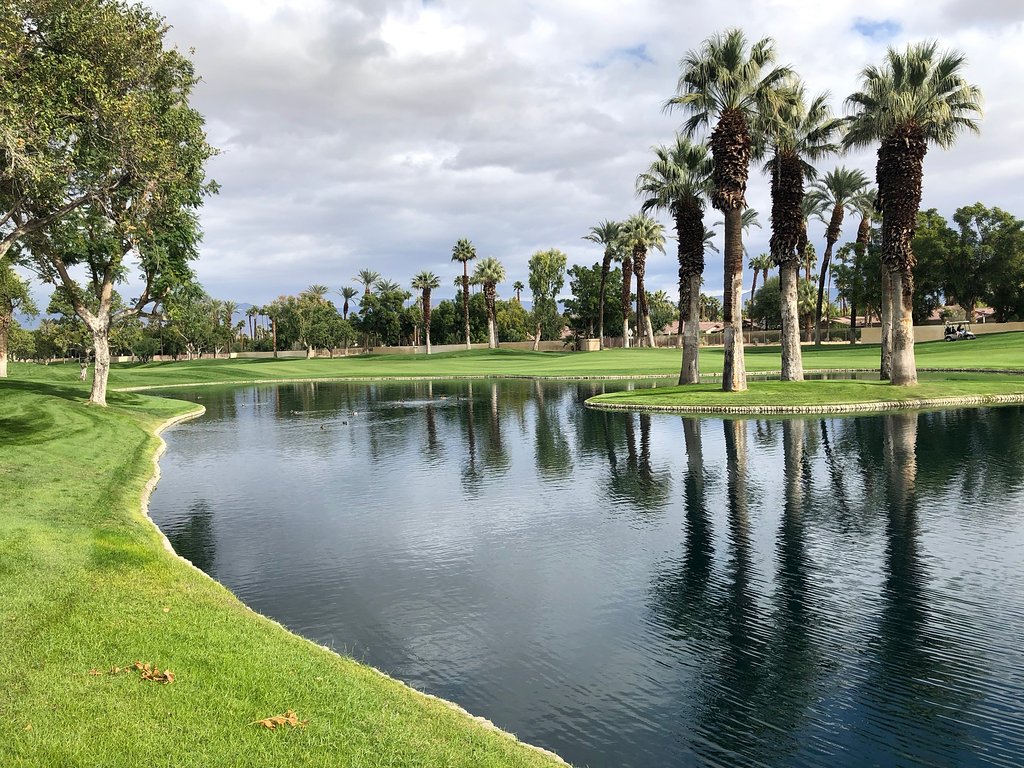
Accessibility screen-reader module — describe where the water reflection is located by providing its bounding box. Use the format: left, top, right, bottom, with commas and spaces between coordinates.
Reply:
150, 382, 1024, 768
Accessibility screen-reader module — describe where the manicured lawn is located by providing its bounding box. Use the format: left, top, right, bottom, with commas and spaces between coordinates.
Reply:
3, 332, 1023, 766
0, 381, 563, 767
8, 332, 1024, 392
586, 371, 1024, 411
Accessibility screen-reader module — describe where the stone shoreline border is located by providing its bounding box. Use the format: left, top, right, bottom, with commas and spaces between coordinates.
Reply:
140, 404, 567, 766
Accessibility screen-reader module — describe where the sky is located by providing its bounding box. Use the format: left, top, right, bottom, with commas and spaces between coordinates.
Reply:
107, 0, 1024, 307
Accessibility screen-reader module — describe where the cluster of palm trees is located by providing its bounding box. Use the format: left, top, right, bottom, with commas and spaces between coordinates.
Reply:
587, 29, 981, 390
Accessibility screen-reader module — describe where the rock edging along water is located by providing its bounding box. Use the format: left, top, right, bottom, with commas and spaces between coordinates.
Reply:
141, 405, 567, 766
584, 391, 1024, 416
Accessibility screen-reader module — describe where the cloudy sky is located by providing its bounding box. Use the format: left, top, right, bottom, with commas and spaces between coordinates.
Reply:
140, 0, 1024, 307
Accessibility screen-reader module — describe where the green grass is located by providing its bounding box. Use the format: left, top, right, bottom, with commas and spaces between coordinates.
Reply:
0, 381, 563, 767
587, 371, 1024, 411
9, 332, 1024, 392
3, 332, 1023, 766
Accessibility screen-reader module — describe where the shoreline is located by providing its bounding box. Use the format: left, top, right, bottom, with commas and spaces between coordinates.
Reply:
140, 400, 568, 766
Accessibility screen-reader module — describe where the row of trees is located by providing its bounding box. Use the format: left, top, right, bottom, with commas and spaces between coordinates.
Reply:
585, 29, 982, 389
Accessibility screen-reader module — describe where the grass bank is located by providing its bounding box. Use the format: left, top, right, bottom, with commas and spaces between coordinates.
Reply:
9, 332, 1024, 391
0, 380, 564, 767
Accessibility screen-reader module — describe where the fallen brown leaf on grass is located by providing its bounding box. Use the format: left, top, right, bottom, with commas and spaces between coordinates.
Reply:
252, 710, 308, 730
23, 724, 32, 731
134, 661, 174, 684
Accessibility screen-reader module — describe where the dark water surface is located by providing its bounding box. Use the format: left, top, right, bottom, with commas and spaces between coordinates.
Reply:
148, 380, 1024, 768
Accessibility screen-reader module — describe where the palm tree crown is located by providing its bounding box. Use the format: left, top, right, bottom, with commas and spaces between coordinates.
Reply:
472, 257, 506, 349
355, 270, 380, 296
583, 219, 624, 348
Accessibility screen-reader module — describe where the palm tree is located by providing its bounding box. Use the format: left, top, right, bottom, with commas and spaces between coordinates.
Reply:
670, 29, 791, 391
451, 238, 477, 350
845, 41, 982, 385
306, 284, 329, 302
635, 136, 712, 382
808, 167, 870, 345
471, 257, 506, 349
747, 253, 772, 301
338, 286, 358, 320
512, 280, 525, 303
762, 84, 844, 379
847, 188, 876, 345
245, 305, 258, 347
222, 300, 238, 355
621, 214, 666, 348
411, 271, 441, 354
355, 270, 380, 298
374, 278, 403, 297
619, 243, 634, 348
582, 220, 623, 350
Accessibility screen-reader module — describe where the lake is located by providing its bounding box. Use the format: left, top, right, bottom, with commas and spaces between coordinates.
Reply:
148, 379, 1024, 767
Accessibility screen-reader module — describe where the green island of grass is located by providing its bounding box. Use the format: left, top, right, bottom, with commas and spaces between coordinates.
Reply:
2, 332, 1023, 766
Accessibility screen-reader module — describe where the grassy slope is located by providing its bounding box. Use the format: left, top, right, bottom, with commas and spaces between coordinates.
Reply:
9, 332, 1024, 391
0, 381, 562, 768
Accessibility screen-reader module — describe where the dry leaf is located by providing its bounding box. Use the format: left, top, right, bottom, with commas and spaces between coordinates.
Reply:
252, 710, 308, 730
162, 607, 170, 613
23, 724, 32, 731
133, 661, 175, 684
88, 669, 103, 677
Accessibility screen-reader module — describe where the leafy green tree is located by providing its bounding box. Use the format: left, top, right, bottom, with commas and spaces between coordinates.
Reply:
5, 1, 215, 404
669, 28, 791, 391
647, 290, 677, 336
496, 298, 532, 342
910, 209, 955, 323
0, 261, 36, 377
700, 293, 723, 322
949, 203, 1024, 322
582, 220, 623, 350
165, 286, 217, 359
471, 257, 506, 349
845, 41, 983, 384
636, 136, 712, 381
564, 263, 623, 340
528, 248, 567, 350
450, 238, 477, 349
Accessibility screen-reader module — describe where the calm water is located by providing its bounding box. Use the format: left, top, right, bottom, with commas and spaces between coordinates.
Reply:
149, 380, 1024, 768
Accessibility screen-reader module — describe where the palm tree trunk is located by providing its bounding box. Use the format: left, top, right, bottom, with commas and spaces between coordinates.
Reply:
462, 267, 471, 350
423, 288, 432, 355
880, 268, 892, 379
598, 252, 612, 350
621, 256, 633, 348
814, 236, 838, 346
722, 207, 747, 391
271, 318, 278, 359
0, 313, 10, 378
485, 283, 497, 349
779, 263, 803, 381
634, 248, 650, 347
849, 298, 857, 345
749, 269, 759, 304
889, 267, 917, 385
679, 273, 702, 384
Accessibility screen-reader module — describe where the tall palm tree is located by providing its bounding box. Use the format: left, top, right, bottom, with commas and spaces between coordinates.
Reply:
222, 300, 238, 355
374, 278, 403, 297
471, 257, 506, 349
762, 84, 843, 379
583, 219, 623, 351
512, 280, 525, 303
338, 286, 358, 319
670, 29, 791, 391
355, 270, 380, 298
847, 188, 876, 345
807, 166, 870, 345
411, 271, 441, 354
622, 214, 666, 348
451, 238, 477, 350
845, 41, 982, 385
306, 284, 329, 302
619, 244, 634, 348
245, 305, 258, 346
635, 136, 712, 382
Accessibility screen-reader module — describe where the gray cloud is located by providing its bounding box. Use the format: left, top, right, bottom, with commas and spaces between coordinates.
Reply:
121, 0, 1023, 307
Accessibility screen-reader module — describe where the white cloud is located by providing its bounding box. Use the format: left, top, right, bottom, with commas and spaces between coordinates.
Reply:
123, 0, 1024, 306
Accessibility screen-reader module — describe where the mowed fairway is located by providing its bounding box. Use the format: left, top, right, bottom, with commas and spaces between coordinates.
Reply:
0, 381, 564, 768
2, 332, 1023, 766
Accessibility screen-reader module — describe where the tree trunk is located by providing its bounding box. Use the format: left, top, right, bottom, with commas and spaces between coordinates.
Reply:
485, 283, 497, 349
849, 299, 857, 344
814, 241, 834, 345
645, 313, 656, 349
889, 268, 917, 385
679, 273, 702, 384
779, 263, 803, 381
532, 323, 541, 352
598, 253, 611, 350
272, 318, 278, 359
0, 314, 9, 378
423, 287, 433, 355
305, 345, 314, 359
89, 328, 111, 406
749, 269, 759, 305
462, 268, 471, 350
721, 207, 747, 392
880, 268, 892, 380
621, 256, 632, 349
